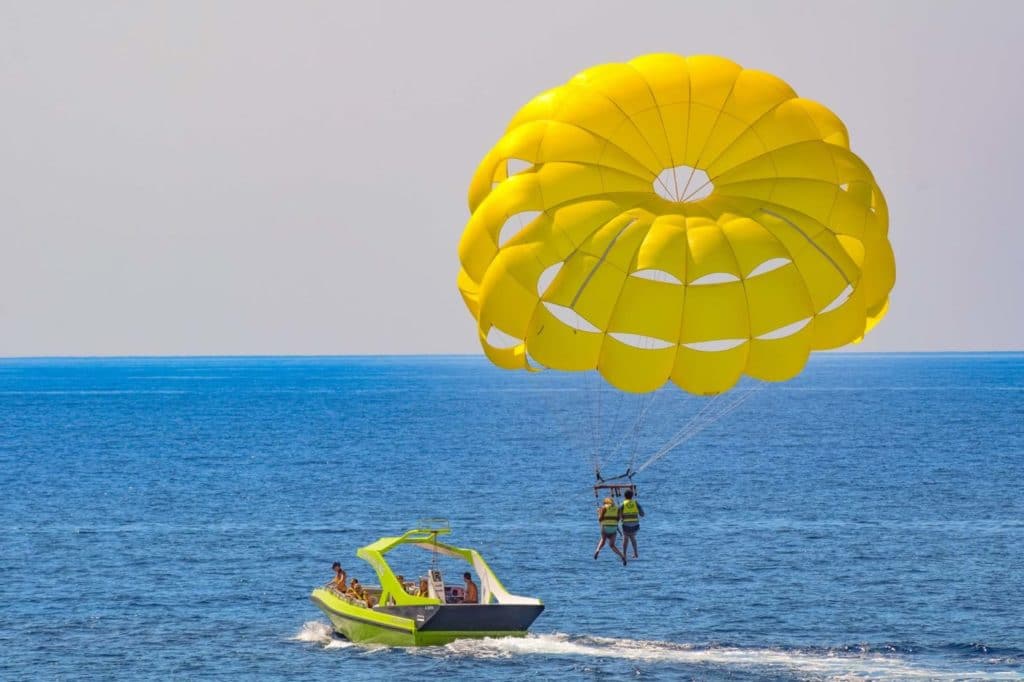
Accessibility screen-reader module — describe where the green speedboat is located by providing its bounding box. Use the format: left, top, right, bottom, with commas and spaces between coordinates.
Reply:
310, 524, 544, 646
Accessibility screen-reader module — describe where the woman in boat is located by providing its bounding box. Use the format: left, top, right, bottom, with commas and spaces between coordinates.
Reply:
594, 497, 627, 565
330, 562, 347, 592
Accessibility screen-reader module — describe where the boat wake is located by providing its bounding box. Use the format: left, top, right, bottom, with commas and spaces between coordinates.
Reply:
293, 622, 1019, 679
436, 633, 1020, 679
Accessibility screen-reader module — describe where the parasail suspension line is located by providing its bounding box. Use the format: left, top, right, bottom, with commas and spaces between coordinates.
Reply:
636, 384, 763, 473
625, 389, 660, 474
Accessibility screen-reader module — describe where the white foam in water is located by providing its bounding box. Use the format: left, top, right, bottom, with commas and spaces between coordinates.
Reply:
291, 621, 386, 652
292, 621, 340, 646
436, 633, 1020, 680
291, 624, 1018, 678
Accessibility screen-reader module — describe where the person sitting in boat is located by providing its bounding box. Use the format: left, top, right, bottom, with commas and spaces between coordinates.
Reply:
417, 577, 429, 597
463, 572, 479, 604
594, 497, 627, 565
330, 562, 347, 592
620, 489, 645, 559
346, 578, 377, 607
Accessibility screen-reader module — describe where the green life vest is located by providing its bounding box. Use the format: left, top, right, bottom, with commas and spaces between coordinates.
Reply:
621, 498, 640, 523
600, 504, 619, 530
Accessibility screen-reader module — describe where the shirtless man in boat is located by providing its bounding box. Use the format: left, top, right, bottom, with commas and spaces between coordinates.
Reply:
463, 572, 479, 604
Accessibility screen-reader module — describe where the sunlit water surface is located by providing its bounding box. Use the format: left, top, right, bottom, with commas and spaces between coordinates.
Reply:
1, 354, 1022, 680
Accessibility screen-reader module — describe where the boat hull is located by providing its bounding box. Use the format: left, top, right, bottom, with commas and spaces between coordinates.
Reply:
310, 588, 544, 646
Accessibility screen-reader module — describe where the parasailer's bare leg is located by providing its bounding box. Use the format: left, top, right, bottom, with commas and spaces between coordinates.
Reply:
609, 536, 627, 565
598, 530, 627, 564
623, 532, 638, 558
594, 535, 607, 559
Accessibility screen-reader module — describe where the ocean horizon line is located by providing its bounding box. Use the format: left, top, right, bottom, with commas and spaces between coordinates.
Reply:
0, 350, 1022, 363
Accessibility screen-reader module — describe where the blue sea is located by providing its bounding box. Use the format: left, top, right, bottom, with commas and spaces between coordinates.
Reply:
1, 354, 1022, 680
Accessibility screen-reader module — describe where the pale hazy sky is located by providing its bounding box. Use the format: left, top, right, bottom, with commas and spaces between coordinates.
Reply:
1, 1, 1021, 356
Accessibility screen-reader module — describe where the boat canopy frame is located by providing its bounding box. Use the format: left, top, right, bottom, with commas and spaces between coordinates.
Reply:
356, 524, 541, 608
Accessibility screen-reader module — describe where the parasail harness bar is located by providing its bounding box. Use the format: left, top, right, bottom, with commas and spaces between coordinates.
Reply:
594, 467, 637, 499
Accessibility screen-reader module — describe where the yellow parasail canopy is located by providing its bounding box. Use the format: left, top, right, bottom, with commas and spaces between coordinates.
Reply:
457, 54, 895, 395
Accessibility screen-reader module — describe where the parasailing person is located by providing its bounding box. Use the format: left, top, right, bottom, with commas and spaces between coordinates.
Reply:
620, 489, 645, 559
594, 497, 627, 565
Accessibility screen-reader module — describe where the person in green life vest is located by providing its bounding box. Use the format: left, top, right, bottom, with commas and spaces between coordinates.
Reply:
620, 488, 645, 559
594, 497, 627, 565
